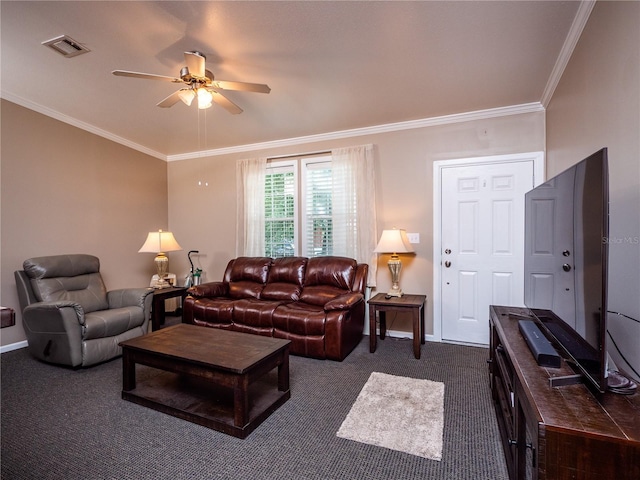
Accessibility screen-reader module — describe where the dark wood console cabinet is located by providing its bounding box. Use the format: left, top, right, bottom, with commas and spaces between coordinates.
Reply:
489, 305, 640, 480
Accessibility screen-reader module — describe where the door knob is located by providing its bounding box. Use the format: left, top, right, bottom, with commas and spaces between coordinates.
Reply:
563, 263, 571, 272
444, 261, 452, 268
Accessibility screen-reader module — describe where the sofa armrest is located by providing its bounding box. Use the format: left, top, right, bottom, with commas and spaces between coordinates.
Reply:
23, 301, 85, 326
22, 301, 85, 366
187, 282, 229, 298
107, 288, 154, 310
324, 292, 364, 311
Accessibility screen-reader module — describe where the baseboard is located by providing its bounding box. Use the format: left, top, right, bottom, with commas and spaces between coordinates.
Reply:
1, 340, 28, 354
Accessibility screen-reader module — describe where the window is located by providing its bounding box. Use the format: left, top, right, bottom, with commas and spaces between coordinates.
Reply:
265, 155, 332, 258
264, 162, 296, 258
239, 145, 377, 285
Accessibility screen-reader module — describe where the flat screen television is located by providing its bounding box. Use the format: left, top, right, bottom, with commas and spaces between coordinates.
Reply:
524, 148, 609, 393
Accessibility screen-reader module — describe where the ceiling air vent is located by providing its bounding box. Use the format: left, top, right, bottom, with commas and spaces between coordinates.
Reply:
42, 35, 90, 58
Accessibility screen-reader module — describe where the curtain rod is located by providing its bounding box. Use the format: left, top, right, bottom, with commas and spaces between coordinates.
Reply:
267, 150, 332, 161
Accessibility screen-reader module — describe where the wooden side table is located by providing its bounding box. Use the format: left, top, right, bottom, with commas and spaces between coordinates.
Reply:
151, 286, 188, 331
368, 293, 426, 359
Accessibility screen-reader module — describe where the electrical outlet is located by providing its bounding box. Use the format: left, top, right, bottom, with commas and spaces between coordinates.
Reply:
407, 232, 420, 244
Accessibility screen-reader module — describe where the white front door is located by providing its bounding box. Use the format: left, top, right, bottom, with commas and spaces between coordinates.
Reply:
439, 158, 536, 345
524, 168, 576, 326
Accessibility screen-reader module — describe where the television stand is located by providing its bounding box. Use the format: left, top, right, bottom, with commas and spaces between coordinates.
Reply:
489, 305, 640, 480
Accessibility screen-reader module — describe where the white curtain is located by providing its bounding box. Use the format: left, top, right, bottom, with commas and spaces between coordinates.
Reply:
331, 144, 378, 286
236, 158, 267, 257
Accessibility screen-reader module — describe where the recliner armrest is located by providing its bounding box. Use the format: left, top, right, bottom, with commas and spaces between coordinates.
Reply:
22, 301, 86, 366
107, 288, 153, 310
23, 301, 85, 325
324, 293, 364, 311
187, 282, 229, 298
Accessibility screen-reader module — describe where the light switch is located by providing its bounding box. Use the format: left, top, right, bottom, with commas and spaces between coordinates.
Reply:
407, 232, 420, 244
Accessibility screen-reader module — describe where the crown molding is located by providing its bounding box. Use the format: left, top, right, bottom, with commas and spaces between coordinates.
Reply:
4, 90, 543, 163
1, 91, 167, 160
541, 0, 596, 108
168, 102, 545, 161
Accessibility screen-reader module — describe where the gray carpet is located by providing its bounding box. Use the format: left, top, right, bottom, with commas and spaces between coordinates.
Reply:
1, 331, 508, 480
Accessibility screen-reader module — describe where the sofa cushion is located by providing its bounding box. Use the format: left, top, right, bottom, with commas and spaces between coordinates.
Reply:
229, 257, 271, 283
83, 306, 145, 340
300, 285, 349, 307
267, 257, 307, 284
23, 255, 109, 313
189, 298, 234, 325
299, 256, 358, 306
272, 303, 326, 336
227, 257, 271, 299
262, 257, 307, 301
23, 254, 100, 279
229, 281, 264, 299
303, 256, 356, 290
232, 298, 280, 330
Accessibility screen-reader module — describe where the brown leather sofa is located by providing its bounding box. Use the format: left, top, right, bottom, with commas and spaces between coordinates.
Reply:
183, 256, 368, 361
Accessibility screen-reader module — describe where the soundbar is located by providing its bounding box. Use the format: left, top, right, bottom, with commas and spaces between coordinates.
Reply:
518, 320, 561, 368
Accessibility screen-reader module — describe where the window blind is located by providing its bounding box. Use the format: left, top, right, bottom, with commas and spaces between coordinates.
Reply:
302, 159, 333, 257
265, 164, 295, 257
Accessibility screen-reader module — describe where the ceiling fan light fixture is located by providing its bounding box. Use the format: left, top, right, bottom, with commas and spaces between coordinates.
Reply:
178, 89, 195, 106
197, 88, 213, 109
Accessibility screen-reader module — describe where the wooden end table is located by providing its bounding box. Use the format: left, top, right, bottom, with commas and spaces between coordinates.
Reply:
120, 324, 291, 439
368, 293, 426, 359
151, 286, 188, 331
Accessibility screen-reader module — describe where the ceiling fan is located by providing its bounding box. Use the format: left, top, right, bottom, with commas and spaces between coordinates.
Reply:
112, 51, 270, 114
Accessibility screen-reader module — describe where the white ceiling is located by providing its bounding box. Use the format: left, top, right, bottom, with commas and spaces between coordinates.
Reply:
1, 1, 587, 160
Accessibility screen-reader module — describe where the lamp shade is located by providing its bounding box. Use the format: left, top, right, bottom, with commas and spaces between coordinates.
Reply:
138, 230, 182, 254
374, 229, 414, 254
178, 89, 195, 106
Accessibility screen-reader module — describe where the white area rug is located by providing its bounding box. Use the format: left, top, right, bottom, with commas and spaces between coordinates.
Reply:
336, 372, 445, 461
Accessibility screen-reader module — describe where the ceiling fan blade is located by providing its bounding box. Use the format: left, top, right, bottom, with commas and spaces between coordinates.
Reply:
184, 51, 205, 78
112, 70, 182, 83
211, 90, 243, 114
156, 90, 183, 108
211, 80, 271, 94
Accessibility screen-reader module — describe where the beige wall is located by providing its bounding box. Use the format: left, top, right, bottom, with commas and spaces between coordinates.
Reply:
5, 1, 634, 355
546, 1, 640, 380
167, 111, 545, 336
1, 100, 169, 347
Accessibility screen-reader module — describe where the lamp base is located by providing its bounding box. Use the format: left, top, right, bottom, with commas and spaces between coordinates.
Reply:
152, 279, 171, 289
386, 289, 403, 298
153, 253, 170, 289
387, 256, 404, 298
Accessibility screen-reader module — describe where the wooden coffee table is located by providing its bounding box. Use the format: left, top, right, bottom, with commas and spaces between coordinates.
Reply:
119, 324, 291, 439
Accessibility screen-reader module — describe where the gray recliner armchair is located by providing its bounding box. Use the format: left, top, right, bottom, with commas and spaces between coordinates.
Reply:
14, 254, 153, 368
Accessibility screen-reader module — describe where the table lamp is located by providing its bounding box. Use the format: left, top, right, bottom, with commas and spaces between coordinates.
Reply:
138, 230, 182, 288
374, 228, 414, 297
